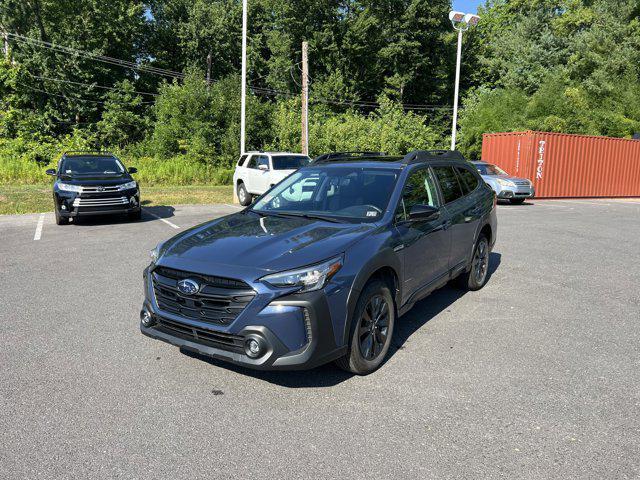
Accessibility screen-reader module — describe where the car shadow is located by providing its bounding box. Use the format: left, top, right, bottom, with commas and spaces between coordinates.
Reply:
182, 252, 502, 389
498, 200, 535, 206
70, 205, 176, 226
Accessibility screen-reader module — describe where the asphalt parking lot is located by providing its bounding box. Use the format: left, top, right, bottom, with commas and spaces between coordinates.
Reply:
1, 199, 639, 479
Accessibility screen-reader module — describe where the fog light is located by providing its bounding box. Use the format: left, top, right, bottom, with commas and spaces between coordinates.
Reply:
140, 309, 154, 327
130, 197, 137, 205
61, 205, 67, 210
244, 337, 265, 358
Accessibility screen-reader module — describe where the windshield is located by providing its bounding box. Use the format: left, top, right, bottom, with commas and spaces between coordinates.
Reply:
475, 163, 508, 176
271, 155, 311, 170
60, 156, 125, 175
252, 166, 399, 223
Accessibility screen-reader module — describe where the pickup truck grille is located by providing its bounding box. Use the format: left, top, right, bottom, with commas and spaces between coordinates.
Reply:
151, 266, 255, 326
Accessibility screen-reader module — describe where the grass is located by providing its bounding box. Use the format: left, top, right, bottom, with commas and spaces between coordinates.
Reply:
0, 184, 234, 215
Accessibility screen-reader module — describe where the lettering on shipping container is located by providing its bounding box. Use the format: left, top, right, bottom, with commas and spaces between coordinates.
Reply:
516, 140, 521, 174
536, 141, 546, 179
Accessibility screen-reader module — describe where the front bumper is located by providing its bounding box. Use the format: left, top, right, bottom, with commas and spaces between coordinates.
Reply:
140, 267, 346, 370
496, 186, 535, 199
55, 189, 140, 217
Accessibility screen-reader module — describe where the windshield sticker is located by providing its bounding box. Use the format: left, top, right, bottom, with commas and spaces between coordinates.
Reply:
366, 211, 378, 217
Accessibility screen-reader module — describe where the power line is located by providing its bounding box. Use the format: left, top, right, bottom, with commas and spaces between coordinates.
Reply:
15, 81, 156, 105
7, 32, 185, 79
29, 74, 159, 97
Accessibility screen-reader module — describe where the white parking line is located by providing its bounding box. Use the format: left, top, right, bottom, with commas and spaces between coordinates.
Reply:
33, 213, 45, 240
143, 209, 180, 229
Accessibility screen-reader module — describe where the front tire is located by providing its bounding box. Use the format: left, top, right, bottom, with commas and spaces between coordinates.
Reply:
54, 208, 69, 225
128, 209, 142, 221
335, 280, 395, 375
237, 182, 251, 206
457, 234, 490, 291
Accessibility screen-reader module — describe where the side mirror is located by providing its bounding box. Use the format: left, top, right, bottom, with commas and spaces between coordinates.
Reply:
128, 167, 138, 174
409, 204, 440, 222
258, 164, 269, 171
45, 168, 56, 176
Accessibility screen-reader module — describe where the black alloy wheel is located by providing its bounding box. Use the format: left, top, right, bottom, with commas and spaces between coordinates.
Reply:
358, 295, 391, 361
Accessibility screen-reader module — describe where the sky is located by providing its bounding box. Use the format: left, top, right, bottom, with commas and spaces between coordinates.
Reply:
452, 0, 484, 14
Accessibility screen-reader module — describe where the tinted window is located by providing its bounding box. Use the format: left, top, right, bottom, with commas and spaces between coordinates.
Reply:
257, 156, 269, 169
237, 154, 248, 167
60, 156, 124, 175
433, 166, 464, 204
395, 168, 439, 222
252, 167, 399, 222
272, 155, 311, 170
456, 167, 480, 194
246, 155, 258, 169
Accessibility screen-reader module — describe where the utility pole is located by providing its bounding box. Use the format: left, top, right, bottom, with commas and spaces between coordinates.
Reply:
450, 27, 463, 151
2, 31, 8, 60
206, 51, 212, 90
301, 41, 309, 156
240, 0, 248, 155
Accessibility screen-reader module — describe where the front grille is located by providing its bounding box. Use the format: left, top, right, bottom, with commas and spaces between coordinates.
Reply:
156, 316, 245, 353
151, 267, 255, 326
73, 196, 129, 207
514, 180, 531, 186
81, 185, 122, 193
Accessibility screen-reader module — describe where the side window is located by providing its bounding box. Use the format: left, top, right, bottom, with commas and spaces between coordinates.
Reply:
257, 155, 270, 169
456, 167, 480, 195
395, 168, 439, 222
433, 166, 464, 204
237, 154, 248, 167
246, 155, 258, 169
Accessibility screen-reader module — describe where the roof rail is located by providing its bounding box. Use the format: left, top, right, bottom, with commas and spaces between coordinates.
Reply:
314, 151, 388, 163
62, 151, 117, 157
403, 149, 466, 164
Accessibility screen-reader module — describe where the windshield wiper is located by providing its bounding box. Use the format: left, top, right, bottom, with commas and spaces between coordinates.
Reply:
271, 212, 346, 223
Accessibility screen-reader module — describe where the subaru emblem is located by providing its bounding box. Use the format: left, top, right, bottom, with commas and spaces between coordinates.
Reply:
97, 186, 105, 192
177, 279, 200, 295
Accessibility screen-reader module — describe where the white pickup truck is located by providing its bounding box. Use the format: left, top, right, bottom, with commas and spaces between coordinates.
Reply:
233, 151, 311, 205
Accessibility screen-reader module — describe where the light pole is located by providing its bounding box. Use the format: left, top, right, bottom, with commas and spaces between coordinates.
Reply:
449, 11, 480, 151
240, 0, 248, 155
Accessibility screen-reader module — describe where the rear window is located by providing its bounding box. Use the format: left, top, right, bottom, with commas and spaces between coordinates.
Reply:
456, 167, 480, 194
272, 155, 310, 170
433, 166, 464, 204
237, 154, 248, 167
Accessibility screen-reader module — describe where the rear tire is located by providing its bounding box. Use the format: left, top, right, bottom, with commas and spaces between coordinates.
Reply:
335, 279, 395, 375
55, 208, 69, 225
237, 182, 251, 206
457, 234, 490, 291
509, 198, 526, 205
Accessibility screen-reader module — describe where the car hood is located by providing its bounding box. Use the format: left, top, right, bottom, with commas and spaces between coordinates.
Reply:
158, 212, 376, 276
57, 174, 132, 186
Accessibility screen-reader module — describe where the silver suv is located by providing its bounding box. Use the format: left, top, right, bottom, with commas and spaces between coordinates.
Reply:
471, 161, 534, 204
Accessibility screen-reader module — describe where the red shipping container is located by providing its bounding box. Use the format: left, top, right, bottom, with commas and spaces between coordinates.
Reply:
481, 131, 640, 198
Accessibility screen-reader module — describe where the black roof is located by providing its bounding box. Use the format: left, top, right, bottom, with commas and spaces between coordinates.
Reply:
313, 149, 467, 166
62, 151, 117, 158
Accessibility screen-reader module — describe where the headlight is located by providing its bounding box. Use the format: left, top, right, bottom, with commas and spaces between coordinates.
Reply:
497, 178, 515, 187
150, 242, 165, 264
261, 256, 343, 293
57, 182, 82, 193
118, 181, 137, 191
